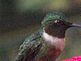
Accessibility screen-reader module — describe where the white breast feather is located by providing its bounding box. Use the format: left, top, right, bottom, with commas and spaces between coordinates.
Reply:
43, 31, 65, 51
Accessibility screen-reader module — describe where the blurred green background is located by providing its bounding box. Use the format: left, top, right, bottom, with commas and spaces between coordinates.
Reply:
0, 0, 81, 61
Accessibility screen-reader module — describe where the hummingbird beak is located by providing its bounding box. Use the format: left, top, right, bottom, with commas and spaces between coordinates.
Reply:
71, 23, 81, 28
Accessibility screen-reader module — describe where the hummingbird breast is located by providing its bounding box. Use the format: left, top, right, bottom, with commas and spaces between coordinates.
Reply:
37, 31, 65, 61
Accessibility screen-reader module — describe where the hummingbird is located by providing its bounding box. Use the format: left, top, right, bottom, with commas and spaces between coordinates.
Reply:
16, 12, 81, 61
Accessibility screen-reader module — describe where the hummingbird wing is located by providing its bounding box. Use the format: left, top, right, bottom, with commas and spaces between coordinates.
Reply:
16, 30, 45, 61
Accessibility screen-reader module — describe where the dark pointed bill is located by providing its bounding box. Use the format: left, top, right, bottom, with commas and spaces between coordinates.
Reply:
72, 23, 81, 28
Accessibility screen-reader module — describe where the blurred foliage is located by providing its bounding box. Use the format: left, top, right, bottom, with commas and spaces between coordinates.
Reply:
16, 0, 69, 12
0, 0, 81, 61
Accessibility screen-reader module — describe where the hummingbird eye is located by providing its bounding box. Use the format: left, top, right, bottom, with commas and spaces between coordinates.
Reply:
54, 20, 59, 23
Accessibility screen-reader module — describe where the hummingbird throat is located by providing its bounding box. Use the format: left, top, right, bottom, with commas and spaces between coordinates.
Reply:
43, 31, 65, 51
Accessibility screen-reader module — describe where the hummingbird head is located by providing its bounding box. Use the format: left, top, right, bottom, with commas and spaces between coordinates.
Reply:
42, 12, 81, 38
42, 11, 66, 27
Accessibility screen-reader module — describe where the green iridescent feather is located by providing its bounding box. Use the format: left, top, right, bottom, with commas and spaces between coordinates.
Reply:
42, 11, 66, 27
16, 29, 48, 61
